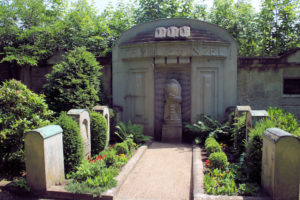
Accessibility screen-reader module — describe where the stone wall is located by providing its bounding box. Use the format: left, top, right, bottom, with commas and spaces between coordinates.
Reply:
238, 48, 300, 119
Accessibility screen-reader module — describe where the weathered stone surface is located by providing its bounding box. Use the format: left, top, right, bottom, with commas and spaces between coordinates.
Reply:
154, 27, 167, 39
25, 125, 64, 193
246, 110, 268, 139
262, 128, 300, 200
167, 26, 179, 38
67, 109, 91, 158
93, 105, 110, 143
179, 26, 191, 38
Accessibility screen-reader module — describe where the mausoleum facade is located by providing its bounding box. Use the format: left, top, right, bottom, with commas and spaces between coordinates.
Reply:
112, 18, 237, 139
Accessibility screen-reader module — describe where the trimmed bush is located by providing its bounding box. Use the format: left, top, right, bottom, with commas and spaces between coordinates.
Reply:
205, 138, 222, 156
124, 139, 135, 152
0, 79, 53, 174
208, 152, 228, 169
56, 112, 83, 174
114, 142, 128, 155
43, 47, 103, 114
90, 111, 108, 156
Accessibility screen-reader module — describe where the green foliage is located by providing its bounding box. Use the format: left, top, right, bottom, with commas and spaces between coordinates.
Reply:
114, 142, 129, 155
205, 137, 222, 156
66, 159, 119, 197
10, 177, 30, 192
232, 114, 246, 154
124, 138, 135, 152
246, 107, 300, 183
0, 79, 52, 174
0, 0, 64, 66
55, 112, 83, 175
114, 121, 152, 144
238, 182, 259, 196
90, 111, 108, 156
134, 0, 196, 24
204, 168, 237, 195
43, 47, 103, 113
208, 152, 228, 169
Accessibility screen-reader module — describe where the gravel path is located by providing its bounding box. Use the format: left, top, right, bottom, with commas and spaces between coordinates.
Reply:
116, 142, 193, 200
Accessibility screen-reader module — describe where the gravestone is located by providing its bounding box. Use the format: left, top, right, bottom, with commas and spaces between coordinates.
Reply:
162, 79, 182, 143
246, 110, 268, 139
262, 128, 300, 200
67, 109, 91, 158
234, 106, 251, 148
25, 125, 64, 193
235, 105, 251, 118
93, 105, 110, 142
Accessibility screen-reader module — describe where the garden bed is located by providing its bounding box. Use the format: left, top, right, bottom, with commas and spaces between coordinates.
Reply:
192, 145, 270, 200
45, 141, 151, 200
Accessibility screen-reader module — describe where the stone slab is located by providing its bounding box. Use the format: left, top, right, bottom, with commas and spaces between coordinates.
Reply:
161, 124, 182, 143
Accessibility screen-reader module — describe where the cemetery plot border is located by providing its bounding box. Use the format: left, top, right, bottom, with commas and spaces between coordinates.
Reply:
192, 145, 271, 200
46, 141, 151, 200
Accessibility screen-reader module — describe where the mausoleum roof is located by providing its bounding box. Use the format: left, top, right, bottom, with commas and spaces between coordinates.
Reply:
122, 28, 229, 45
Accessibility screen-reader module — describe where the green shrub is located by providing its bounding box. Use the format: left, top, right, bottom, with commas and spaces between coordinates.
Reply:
205, 137, 217, 146
205, 138, 222, 156
185, 114, 231, 145
90, 111, 108, 156
124, 139, 135, 152
103, 149, 118, 167
208, 152, 228, 169
0, 79, 53, 175
246, 107, 300, 183
114, 121, 151, 144
232, 114, 246, 155
114, 142, 129, 155
43, 47, 103, 114
56, 112, 83, 174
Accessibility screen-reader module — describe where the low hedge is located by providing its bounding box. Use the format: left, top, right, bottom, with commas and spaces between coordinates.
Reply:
205, 137, 222, 155
56, 112, 83, 174
208, 152, 228, 169
90, 111, 108, 156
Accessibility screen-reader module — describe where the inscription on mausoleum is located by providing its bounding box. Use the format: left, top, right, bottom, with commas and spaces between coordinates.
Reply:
155, 26, 191, 39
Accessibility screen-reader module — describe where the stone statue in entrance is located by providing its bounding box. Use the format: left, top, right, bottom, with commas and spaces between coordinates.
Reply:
162, 79, 182, 143
164, 79, 182, 125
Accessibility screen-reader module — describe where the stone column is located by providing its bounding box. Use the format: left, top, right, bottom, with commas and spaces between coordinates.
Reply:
262, 128, 300, 200
24, 125, 64, 194
67, 109, 91, 158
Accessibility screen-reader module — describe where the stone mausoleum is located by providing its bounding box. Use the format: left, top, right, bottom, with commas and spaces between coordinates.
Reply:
113, 18, 237, 140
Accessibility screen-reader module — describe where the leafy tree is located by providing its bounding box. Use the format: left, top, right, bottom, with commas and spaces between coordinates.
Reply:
209, 0, 260, 56
258, 0, 300, 56
43, 47, 103, 113
0, 0, 64, 66
134, 0, 196, 24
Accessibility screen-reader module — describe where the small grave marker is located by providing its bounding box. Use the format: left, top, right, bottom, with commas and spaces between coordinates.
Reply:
246, 110, 268, 139
93, 105, 110, 142
262, 128, 300, 200
25, 125, 64, 193
67, 109, 91, 158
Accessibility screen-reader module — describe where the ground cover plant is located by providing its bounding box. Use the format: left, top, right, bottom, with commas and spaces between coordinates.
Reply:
66, 140, 134, 197
0, 80, 53, 176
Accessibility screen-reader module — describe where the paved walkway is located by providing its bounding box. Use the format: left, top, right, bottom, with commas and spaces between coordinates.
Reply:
116, 142, 193, 200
